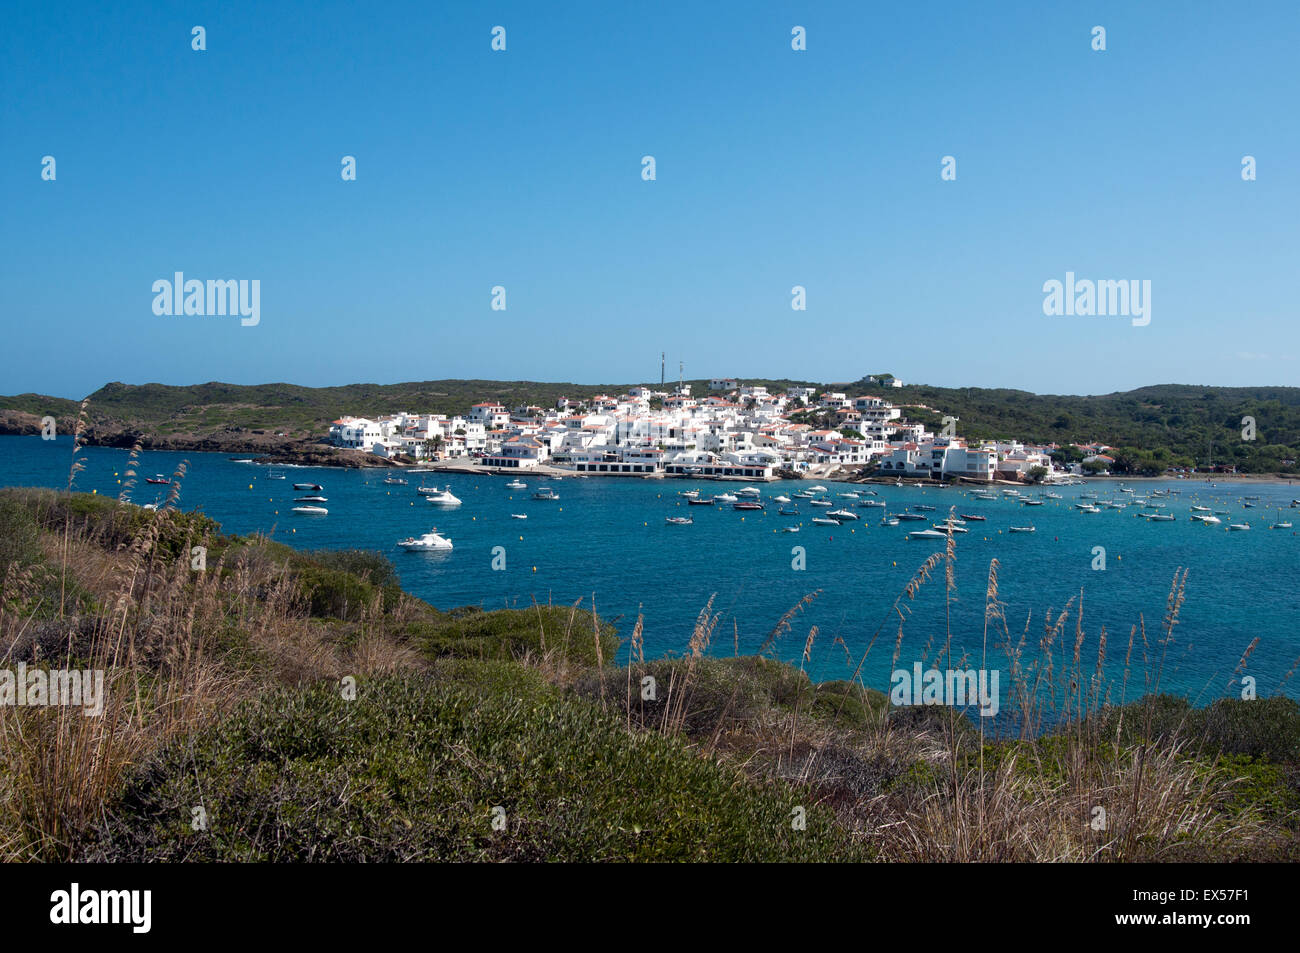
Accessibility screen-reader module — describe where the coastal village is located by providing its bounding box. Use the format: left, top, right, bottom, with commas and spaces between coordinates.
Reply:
324, 379, 1114, 483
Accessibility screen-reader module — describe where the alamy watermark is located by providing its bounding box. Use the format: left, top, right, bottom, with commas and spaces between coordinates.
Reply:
890, 663, 1000, 717
152, 272, 260, 326
0, 665, 104, 716
1042, 271, 1150, 326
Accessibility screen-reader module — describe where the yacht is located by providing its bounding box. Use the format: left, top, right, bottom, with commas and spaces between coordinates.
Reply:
292, 505, 328, 515
896, 512, 927, 521
1021, 499, 1044, 506
426, 486, 462, 506
532, 487, 559, 501
713, 492, 738, 503
506, 479, 527, 489
828, 509, 858, 521
809, 485, 827, 492
909, 528, 948, 539
397, 529, 453, 551
808, 498, 833, 507
1145, 513, 1176, 522
293, 482, 322, 491
736, 487, 762, 498
1191, 514, 1221, 525
812, 517, 839, 526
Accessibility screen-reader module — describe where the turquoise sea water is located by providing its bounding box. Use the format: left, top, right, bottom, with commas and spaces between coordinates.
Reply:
4, 436, 1298, 712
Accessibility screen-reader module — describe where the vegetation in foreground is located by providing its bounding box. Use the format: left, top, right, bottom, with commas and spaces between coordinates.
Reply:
1, 477, 1297, 861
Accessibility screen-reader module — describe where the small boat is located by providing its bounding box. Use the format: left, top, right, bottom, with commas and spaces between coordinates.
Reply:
909, 529, 948, 539
426, 486, 462, 506
933, 523, 967, 533
293, 482, 322, 492
880, 517, 900, 526
737, 487, 762, 498
782, 525, 801, 533
713, 493, 738, 503
292, 505, 328, 515
231, 458, 254, 464
856, 499, 886, 508
812, 517, 839, 526
960, 514, 986, 521
532, 487, 559, 501
511, 513, 527, 520
837, 491, 860, 499
506, 480, 527, 490
1271, 521, 1293, 529
1045, 492, 1062, 499
1008, 525, 1036, 533
267, 469, 285, 480
666, 516, 694, 525
383, 476, 409, 485
294, 495, 328, 502
896, 512, 927, 521
1021, 499, 1045, 506
1191, 505, 1210, 512
791, 491, 815, 499
773, 495, 792, 504
1191, 514, 1221, 525
809, 485, 827, 492
146, 474, 170, 485
1228, 523, 1251, 531
688, 497, 715, 506
1243, 502, 1257, 509
1077, 504, 1101, 514
808, 498, 833, 507
778, 506, 800, 516
679, 489, 700, 499
828, 509, 858, 521
733, 501, 764, 511
913, 504, 936, 512
1146, 514, 1176, 522
397, 529, 452, 550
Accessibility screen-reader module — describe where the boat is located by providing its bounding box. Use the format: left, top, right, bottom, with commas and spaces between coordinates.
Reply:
1021, 499, 1044, 506
880, 518, 900, 526
146, 474, 170, 485
511, 513, 527, 519
933, 523, 967, 533
773, 495, 791, 504
1008, 526, 1036, 533
294, 495, 328, 503
1146, 514, 1176, 522
733, 501, 764, 511
1191, 514, 1221, 525
293, 482, 322, 492
532, 487, 559, 501
856, 499, 886, 508
1271, 521, 1293, 529
679, 489, 700, 499
808, 498, 833, 507
792, 491, 815, 499
688, 497, 715, 506
913, 504, 937, 512
426, 486, 462, 506
812, 517, 839, 526
736, 487, 762, 498
837, 491, 861, 499
909, 529, 948, 539
1228, 523, 1251, 531
1191, 505, 1210, 512
713, 493, 738, 503
809, 485, 827, 492
506, 480, 527, 490
896, 512, 927, 521
292, 505, 328, 515
665, 516, 694, 525
778, 506, 800, 516
828, 509, 858, 520
782, 525, 801, 533
267, 469, 285, 480
383, 476, 408, 485
960, 514, 986, 521
397, 529, 452, 550
1243, 502, 1257, 509
1044, 492, 1063, 499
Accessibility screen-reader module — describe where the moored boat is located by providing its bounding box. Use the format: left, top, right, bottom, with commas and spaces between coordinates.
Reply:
397, 529, 452, 550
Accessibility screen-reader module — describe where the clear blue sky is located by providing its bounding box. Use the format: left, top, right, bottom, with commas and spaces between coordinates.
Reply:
3, 0, 1298, 399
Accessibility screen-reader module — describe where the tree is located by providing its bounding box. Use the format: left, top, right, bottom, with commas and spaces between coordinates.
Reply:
1026, 465, 1048, 483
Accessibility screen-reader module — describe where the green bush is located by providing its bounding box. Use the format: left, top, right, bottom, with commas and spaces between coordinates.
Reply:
409, 606, 618, 666
83, 675, 864, 862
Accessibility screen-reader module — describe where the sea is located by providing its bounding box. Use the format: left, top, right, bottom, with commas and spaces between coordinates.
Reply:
4, 435, 1299, 713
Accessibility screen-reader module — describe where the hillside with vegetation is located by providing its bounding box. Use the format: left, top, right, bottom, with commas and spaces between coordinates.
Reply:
1, 378, 1297, 474
2, 477, 1296, 862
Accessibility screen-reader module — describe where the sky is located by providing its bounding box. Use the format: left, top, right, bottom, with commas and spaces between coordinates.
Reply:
2, 0, 1298, 400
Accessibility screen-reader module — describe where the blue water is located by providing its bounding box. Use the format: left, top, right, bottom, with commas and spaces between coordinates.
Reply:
4, 436, 1299, 709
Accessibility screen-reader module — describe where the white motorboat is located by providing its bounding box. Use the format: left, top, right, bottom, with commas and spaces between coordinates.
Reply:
426, 486, 462, 506
773, 495, 791, 503
909, 529, 948, 539
1191, 514, 1221, 525
1227, 523, 1251, 531
292, 482, 322, 491
811, 517, 839, 526
808, 485, 827, 492
808, 498, 833, 507
933, 523, 967, 533
665, 516, 693, 525
506, 480, 527, 490
1008, 525, 1036, 533
511, 513, 527, 519
1146, 514, 1176, 522
828, 509, 859, 520
857, 499, 886, 508
713, 493, 738, 503
1191, 505, 1210, 512
292, 505, 328, 515
736, 487, 762, 498
782, 525, 800, 533
1271, 521, 1293, 529
398, 529, 453, 551
532, 487, 559, 501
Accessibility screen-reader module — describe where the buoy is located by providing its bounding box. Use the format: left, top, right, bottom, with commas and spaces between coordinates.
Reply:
532, 566, 537, 572
249, 484, 253, 489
